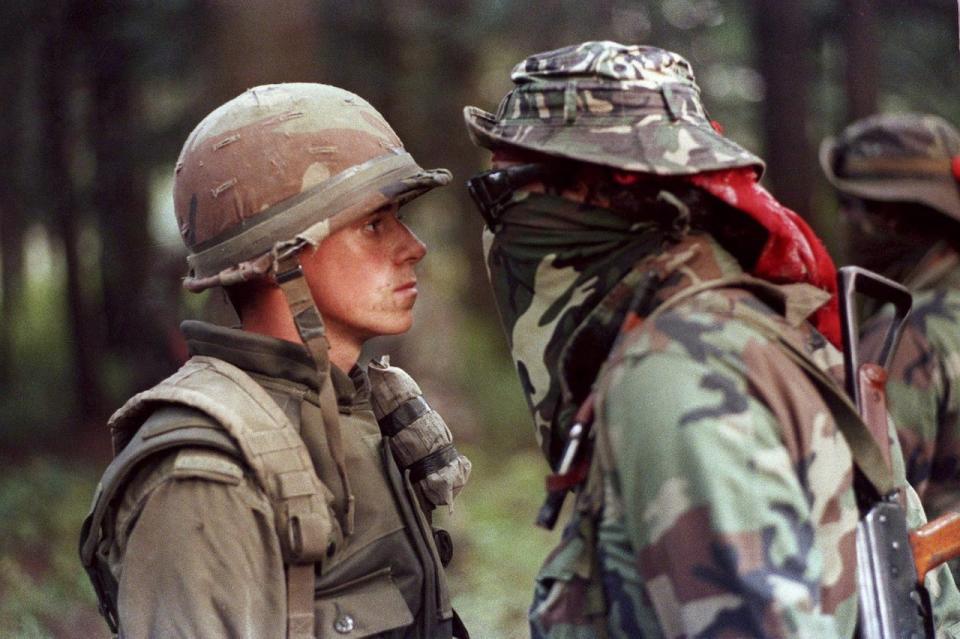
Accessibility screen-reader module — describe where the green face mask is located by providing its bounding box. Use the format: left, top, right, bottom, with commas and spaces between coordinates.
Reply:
483, 193, 665, 458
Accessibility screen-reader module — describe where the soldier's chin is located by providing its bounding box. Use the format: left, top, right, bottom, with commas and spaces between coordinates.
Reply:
374, 312, 414, 337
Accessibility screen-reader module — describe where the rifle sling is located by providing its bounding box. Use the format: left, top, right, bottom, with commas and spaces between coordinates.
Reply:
644, 275, 897, 498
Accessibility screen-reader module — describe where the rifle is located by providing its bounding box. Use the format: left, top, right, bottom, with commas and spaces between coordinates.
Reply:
840, 266, 960, 638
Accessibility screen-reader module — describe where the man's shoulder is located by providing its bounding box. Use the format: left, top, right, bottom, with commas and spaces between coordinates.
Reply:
119, 445, 249, 512
106, 442, 270, 584
615, 287, 788, 372
108, 404, 253, 522
600, 285, 841, 424
598, 292, 774, 431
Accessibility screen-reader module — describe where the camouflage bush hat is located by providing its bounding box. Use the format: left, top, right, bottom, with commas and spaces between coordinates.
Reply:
820, 112, 960, 222
175, 83, 451, 291
463, 41, 763, 176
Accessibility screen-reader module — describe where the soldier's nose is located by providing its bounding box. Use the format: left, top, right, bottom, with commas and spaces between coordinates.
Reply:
397, 224, 427, 264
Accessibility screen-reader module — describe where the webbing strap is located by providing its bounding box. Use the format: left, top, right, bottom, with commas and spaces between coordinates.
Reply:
407, 444, 459, 483
287, 563, 316, 639
275, 252, 355, 536
114, 358, 339, 558
379, 396, 431, 437
903, 242, 960, 291
649, 276, 897, 497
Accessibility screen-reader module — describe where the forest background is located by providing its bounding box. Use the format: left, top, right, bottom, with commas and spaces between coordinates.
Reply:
1, 1, 958, 637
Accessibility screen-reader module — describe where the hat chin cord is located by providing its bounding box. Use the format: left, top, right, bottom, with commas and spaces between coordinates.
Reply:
273, 248, 356, 538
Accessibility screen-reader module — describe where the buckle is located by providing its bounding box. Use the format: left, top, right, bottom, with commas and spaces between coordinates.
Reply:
275, 263, 304, 284
465, 163, 555, 231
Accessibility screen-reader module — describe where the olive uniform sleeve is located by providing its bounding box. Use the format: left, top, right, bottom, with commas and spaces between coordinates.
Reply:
603, 351, 849, 638
111, 448, 286, 639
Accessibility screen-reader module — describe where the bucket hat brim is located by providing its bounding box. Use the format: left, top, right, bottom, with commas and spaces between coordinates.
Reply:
819, 136, 960, 221
464, 105, 765, 177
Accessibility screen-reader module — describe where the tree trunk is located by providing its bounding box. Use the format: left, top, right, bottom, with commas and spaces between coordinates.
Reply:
0, 202, 23, 386
752, 0, 814, 219
82, 1, 162, 392
0, 53, 25, 385
40, 15, 102, 420
207, 0, 321, 105
843, 0, 879, 120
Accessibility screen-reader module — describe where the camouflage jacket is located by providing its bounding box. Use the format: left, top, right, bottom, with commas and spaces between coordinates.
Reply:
864, 243, 960, 520
529, 235, 960, 638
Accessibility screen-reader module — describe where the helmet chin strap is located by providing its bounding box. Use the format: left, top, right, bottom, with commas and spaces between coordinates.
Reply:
274, 249, 356, 538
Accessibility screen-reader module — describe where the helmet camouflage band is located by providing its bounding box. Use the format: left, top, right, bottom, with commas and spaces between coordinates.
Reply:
175, 83, 451, 291
820, 112, 960, 222
463, 41, 764, 176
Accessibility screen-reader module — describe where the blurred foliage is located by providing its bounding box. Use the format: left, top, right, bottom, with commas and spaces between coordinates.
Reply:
0, 253, 71, 435
439, 447, 561, 637
2, 0, 958, 441
1, 1, 959, 637
0, 460, 105, 638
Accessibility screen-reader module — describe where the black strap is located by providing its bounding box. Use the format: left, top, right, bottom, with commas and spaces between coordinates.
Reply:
452, 608, 470, 639
378, 396, 430, 437
407, 444, 459, 483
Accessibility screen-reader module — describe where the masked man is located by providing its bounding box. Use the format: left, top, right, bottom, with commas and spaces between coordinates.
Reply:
80, 83, 470, 639
464, 42, 960, 638
822, 113, 960, 522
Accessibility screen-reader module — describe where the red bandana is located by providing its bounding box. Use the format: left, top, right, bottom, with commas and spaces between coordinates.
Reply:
688, 169, 841, 348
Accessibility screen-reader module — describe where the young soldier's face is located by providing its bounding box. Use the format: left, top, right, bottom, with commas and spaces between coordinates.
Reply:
302, 204, 426, 347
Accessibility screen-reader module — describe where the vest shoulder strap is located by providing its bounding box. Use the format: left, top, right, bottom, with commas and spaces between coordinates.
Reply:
78, 403, 239, 632
114, 355, 340, 562
80, 356, 341, 637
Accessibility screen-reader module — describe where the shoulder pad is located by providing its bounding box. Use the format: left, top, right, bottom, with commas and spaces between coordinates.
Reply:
139, 404, 222, 440
171, 448, 245, 484
80, 404, 241, 567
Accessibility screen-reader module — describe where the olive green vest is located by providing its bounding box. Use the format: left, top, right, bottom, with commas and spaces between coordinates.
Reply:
80, 342, 457, 638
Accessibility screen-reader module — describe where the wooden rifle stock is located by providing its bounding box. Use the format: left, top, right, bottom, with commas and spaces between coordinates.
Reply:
911, 512, 960, 584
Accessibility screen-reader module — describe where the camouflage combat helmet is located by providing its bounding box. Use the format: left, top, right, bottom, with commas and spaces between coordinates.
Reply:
463, 41, 763, 176
175, 83, 451, 291
820, 112, 960, 222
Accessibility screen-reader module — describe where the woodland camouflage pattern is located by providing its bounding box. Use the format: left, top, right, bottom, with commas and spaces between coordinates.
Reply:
481, 191, 672, 462
827, 113, 960, 539
463, 41, 764, 175
507, 234, 960, 638
474, 43, 960, 638
863, 244, 960, 522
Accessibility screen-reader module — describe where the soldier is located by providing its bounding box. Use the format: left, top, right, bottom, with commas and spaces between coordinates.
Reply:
821, 113, 960, 521
463, 42, 960, 637
79, 83, 470, 638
